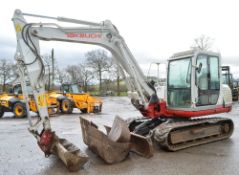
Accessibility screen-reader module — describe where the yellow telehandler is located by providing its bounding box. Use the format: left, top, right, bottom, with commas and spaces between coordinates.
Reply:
59, 83, 102, 113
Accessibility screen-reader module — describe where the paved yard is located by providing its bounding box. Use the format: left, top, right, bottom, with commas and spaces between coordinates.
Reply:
0, 97, 239, 175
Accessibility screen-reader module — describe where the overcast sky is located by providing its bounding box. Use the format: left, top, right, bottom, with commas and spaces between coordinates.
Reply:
1, 0, 239, 78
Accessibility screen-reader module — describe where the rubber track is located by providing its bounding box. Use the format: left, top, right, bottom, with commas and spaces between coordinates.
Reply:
153, 117, 234, 151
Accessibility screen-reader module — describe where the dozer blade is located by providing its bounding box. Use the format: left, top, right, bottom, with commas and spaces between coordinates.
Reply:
80, 115, 130, 164
154, 117, 234, 151
52, 136, 89, 172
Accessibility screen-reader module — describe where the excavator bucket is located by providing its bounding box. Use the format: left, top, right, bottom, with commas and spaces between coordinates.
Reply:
38, 131, 89, 172
80, 115, 130, 164
80, 115, 154, 163
104, 121, 154, 158
52, 137, 89, 172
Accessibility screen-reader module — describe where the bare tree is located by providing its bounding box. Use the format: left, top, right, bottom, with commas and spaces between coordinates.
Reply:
65, 65, 83, 83
51, 49, 55, 88
42, 54, 51, 90
9, 64, 19, 84
85, 49, 113, 93
0, 59, 16, 92
79, 63, 94, 92
55, 68, 70, 84
191, 35, 214, 51
42, 50, 56, 90
104, 64, 119, 95
116, 66, 121, 96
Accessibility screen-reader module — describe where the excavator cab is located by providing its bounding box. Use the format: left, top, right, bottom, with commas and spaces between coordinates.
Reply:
167, 50, 231, 112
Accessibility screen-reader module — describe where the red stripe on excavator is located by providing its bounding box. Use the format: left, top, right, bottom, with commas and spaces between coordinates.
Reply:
140, 101, 232, 119
165, 106, 232, 118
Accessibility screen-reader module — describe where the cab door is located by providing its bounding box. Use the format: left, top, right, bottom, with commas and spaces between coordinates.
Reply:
196, 55, 220, 106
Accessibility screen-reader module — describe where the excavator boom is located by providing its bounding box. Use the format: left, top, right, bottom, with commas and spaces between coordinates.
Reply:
12, 9, 155, 170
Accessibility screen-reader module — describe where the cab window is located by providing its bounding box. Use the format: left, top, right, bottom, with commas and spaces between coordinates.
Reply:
167, 58, 192, 108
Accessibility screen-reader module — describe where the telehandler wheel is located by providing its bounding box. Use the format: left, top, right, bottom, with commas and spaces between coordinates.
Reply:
61, 99, 73, 114
0, 107, 4, 118
13, 102, 26, 118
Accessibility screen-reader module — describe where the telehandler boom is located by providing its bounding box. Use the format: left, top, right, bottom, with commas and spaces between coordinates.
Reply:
12, 9, 234, 171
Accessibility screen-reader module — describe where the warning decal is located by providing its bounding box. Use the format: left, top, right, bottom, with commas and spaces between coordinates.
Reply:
15, 23, 22, 32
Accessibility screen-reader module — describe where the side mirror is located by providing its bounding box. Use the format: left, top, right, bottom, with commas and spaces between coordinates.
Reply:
196, 63, 202, 74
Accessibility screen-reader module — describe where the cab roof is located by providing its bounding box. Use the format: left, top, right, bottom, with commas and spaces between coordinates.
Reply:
169, 50, 221, 60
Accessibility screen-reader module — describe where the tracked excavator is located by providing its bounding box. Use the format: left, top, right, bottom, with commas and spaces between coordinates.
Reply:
12, 9, 234, 171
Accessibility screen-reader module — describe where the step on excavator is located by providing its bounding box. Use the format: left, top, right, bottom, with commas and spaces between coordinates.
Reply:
12, 9, 234, 171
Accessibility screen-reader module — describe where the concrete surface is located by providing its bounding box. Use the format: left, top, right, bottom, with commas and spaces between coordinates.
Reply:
0, 97, 239, 175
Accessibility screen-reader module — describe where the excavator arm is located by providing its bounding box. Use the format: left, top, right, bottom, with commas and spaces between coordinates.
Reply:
13, 9, 156, 109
